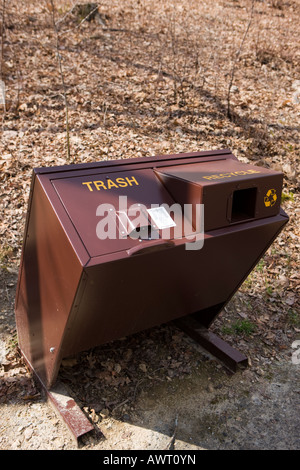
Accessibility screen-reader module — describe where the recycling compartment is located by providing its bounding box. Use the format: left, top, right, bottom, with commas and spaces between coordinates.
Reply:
14, 149, 289, 388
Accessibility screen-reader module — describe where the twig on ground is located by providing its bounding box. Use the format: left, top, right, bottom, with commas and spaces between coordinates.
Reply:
49, 0, 71, 162
0, 0, 6, 132
227, 0, 255, 119
111, 398, 130, 413
165, 414, 178, 450
59, 3, 103, 36
55, 1, 79, 27
0, 0, 5, 81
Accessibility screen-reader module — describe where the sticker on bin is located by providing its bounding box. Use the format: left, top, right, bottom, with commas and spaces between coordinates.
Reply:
147, 207, 176, 230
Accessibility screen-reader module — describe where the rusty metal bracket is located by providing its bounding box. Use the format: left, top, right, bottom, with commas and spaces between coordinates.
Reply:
27, 362, 94, 444
174, 315, 248, 373
45, 381, 94, 443
20, 350, 94, 443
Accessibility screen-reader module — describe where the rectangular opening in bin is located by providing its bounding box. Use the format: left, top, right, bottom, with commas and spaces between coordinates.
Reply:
231, 187, 257, 223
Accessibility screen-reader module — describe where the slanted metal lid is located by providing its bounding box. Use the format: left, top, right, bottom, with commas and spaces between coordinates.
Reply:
51, 168, 192, 259
155, 158, 278, 185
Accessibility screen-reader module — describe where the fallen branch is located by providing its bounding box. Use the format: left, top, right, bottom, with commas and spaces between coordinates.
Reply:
49, 0, 71, 162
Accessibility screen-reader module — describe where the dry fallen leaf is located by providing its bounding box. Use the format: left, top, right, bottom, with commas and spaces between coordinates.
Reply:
61, 358, 77, 368
139, 363, 147, 373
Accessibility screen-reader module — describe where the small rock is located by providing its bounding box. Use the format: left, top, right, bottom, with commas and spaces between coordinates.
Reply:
2, 130, 18, 139
292, 80, 300, 90
292, 92, 299, 104
251, 395, 262, 406
24, 428, 33, 440
11, 439, 21, 449
282, 163, 296, 180
175, 126, 184, 135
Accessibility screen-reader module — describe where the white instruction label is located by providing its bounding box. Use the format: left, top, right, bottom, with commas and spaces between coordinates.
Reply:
147, 207, 176, 230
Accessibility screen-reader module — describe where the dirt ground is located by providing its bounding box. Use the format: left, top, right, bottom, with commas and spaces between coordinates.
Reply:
0, 0, 299, 451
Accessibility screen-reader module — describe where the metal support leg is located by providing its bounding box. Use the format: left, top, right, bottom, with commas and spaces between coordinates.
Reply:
174, 315, 248, 373
46, 381, 94, 443
24, 356, 94, 444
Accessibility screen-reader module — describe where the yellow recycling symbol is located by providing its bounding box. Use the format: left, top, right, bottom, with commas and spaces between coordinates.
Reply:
264, 189, 277, 207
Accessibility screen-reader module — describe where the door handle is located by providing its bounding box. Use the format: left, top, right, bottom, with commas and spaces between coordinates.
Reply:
126, 239, 175, 256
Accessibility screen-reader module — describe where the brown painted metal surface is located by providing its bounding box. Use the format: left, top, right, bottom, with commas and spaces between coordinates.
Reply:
15, 149, 288, 395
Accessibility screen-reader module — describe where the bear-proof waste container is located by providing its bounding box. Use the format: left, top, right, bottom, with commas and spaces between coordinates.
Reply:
15, 149, 288, 390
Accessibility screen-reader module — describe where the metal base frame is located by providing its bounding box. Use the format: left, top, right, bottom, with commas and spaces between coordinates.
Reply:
26, 314, 247, 443
25, 314, 248, 444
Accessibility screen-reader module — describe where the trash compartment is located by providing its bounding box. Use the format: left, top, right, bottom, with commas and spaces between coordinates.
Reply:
14, 149, 289, 388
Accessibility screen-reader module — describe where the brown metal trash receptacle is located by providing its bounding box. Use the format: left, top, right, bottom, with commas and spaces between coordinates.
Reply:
15, 149, 288, 390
